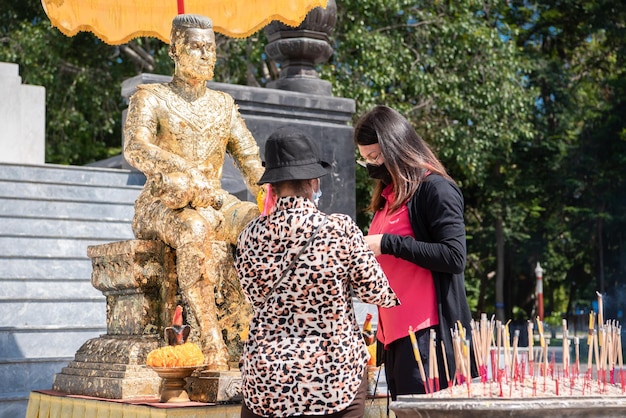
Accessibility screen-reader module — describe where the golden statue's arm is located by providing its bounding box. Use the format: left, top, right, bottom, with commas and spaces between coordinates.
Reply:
227, 103, 264, 198
124, 89, 192, 177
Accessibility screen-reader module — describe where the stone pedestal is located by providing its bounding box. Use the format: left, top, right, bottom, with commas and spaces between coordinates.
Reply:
187, 370, 243, 403
51, 336, 162, 399
52, 240, 176, 399
89, 240, 178, 336
52, 239, 250, 402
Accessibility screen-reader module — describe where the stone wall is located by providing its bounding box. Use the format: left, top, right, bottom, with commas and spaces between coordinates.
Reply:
0, 63, 45, 165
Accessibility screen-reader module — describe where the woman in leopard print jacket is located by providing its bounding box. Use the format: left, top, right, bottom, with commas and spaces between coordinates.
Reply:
235, 127, 399, 417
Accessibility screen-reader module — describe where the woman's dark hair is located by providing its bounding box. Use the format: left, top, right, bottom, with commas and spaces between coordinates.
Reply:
354, 105, 452, 213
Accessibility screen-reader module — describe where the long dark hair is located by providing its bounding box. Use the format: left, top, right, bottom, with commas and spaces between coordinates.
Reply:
354, 105, 452, 213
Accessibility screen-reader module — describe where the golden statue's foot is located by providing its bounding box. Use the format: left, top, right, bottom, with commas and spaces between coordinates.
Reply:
204, 350, 230, 371
200, 342, 230, 371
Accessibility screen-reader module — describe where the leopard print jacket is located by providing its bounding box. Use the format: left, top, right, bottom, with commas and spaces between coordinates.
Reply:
235, 196, 399, 416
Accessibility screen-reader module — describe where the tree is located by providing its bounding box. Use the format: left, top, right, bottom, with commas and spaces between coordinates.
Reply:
507, 0, 626, 321
325, 0, 537, 318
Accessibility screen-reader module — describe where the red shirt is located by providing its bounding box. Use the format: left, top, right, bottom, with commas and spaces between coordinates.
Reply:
369, 185, 439, 346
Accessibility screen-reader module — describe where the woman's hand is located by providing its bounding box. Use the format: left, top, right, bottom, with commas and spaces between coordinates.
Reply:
364, 234, 383, 256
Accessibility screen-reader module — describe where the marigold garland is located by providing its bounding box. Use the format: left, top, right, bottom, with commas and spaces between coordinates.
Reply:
146, 342, 205, 367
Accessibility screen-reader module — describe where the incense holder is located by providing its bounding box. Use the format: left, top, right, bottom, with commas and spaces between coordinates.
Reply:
391, 395, 626, 417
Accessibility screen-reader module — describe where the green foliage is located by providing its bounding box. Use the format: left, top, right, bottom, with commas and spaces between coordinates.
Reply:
507, 0, 626, 320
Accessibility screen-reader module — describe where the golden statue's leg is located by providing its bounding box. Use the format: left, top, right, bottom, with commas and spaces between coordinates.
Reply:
176, 243, 229, 371
216, 198, 260, 245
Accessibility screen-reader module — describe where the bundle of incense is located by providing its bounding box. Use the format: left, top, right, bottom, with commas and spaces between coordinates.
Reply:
535, 317, 547, 377
597, 291, 604, 347
495, 320, 502, 381
512, 329, 520, 382
587, 329, 596, 379
451, 324, 472, 395
429, 329, 440, 392
607, 325, 615, 384
574, 337, 580, 376
611, 322, 620, 383
562, 319, 569, 377
441, 340, 452, 393
463, 337, 472, 395
528, 320, 534, 364
503, 321, 511, 381
588, 311, 596, 346
470, 320, 487, 382
601, 329, 609, 387
536, 317, 545, 349
617, 326, 626, 393
543, 337, 550, 382
408, 326, 429, 393
593, 329, 600, 383
455, 320, 471, 386
479, 313, 491, 372
452, 332, 464, 385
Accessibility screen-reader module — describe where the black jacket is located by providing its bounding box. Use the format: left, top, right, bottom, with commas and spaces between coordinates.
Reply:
380, 173, 476, 379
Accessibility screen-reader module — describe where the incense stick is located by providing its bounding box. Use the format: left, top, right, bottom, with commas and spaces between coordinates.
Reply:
409, 326, 429, 393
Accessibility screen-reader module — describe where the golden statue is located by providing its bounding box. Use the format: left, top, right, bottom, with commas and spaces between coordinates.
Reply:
123, 14, 263, 370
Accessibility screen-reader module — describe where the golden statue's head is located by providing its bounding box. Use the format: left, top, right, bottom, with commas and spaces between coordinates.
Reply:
169, 14, 216, 81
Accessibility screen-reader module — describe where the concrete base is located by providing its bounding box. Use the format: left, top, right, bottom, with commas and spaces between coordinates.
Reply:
390, 396, 626, 418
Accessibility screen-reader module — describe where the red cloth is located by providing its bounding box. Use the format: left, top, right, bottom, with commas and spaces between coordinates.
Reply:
369, 185, 439, 346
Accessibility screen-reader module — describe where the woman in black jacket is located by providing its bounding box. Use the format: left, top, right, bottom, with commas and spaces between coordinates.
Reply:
354, 105, 475, 399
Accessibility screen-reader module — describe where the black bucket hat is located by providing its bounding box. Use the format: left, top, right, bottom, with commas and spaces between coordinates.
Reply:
258, 127, 331, 185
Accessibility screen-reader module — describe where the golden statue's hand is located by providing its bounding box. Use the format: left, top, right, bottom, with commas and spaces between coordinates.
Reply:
150, 172, 192, 209
191, 189, 226, 210
187, 168, 225, 210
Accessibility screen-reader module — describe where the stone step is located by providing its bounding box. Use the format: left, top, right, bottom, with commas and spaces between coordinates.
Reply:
0, 197, 134, 221
0, 278, 101, 300
0, 236, 117, 258
0, 326, 105, 359
1, 217, 133, 239
0, 179, 141, 205
0, 299, 105, 327
0, 358, 70, 394
0, 393, 31, 418
0, 162, 145, 187
1, 258, 92, 279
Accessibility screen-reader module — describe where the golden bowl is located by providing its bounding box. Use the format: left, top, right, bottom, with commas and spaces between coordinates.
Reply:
149, 365, 204, 403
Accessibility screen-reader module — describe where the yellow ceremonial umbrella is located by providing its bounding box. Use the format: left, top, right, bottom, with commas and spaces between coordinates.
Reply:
41, 0, 329, 44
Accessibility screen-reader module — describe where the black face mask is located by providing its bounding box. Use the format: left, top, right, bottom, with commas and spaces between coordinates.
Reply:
366, 163, 393, 185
